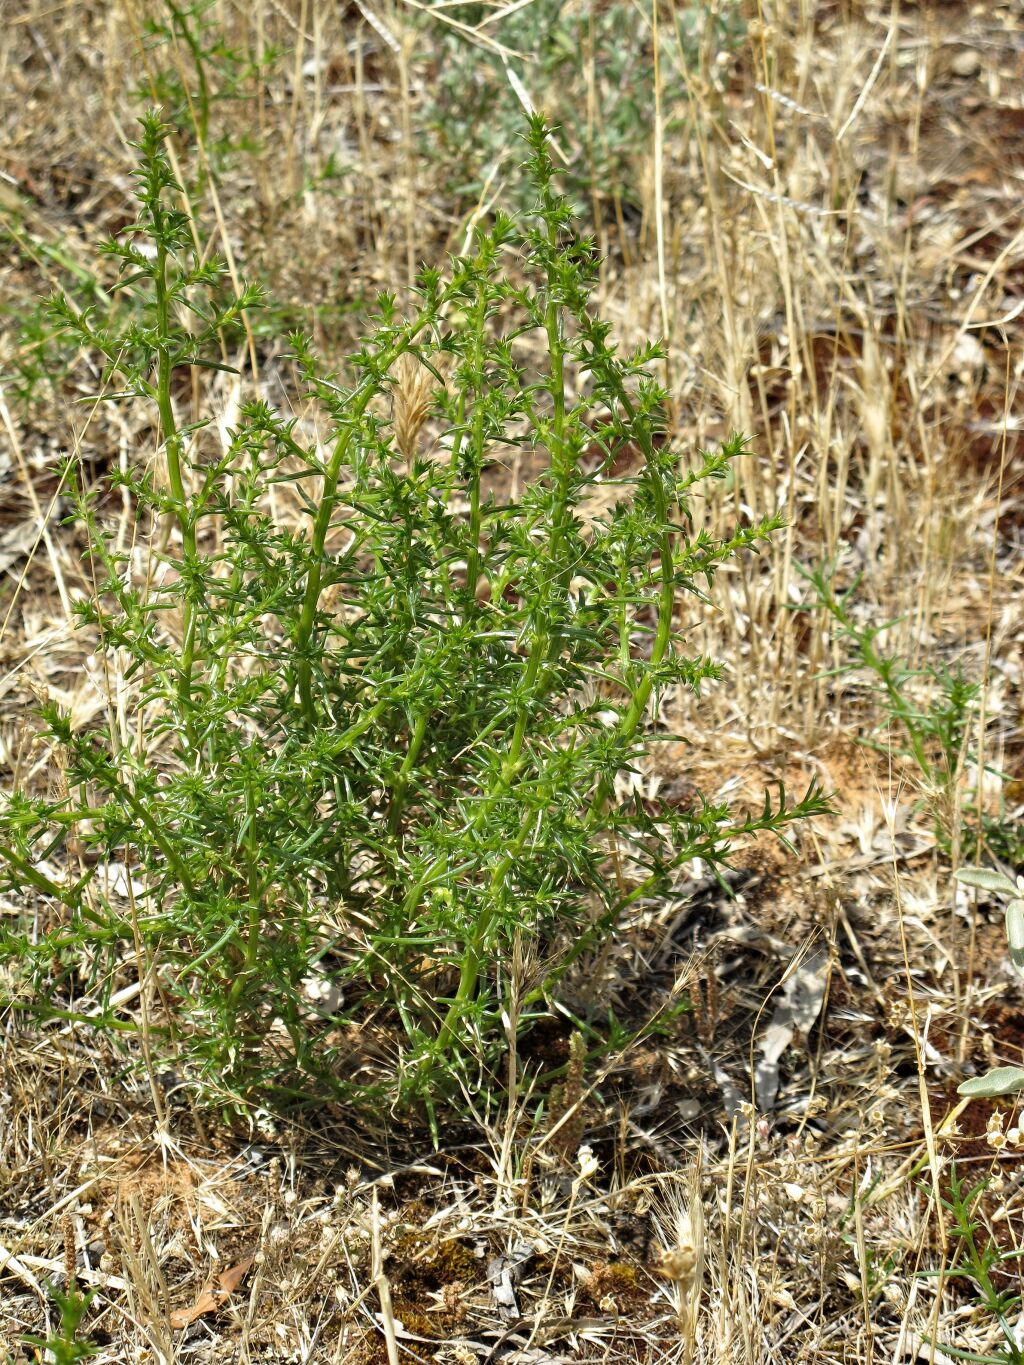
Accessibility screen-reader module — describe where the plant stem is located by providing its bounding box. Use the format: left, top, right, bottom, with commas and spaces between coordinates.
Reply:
428, 215, 575, 1062
227, 772, 265, 1008
386, 710, 430, 837
166, 0, 211, 146
294, 315, 443, 722
0, 842, 80, 904
464, 281, 488, 601
154, 237, 199, 728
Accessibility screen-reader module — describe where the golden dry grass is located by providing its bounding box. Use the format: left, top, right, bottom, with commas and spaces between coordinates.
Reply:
1, 0, 1023, 1361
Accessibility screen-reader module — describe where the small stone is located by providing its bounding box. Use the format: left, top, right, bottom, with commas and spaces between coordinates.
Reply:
951, 49, 981, 78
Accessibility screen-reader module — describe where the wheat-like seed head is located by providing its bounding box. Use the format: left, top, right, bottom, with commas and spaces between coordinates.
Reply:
393, 353, 438, 461
653, 1157, 705, 1350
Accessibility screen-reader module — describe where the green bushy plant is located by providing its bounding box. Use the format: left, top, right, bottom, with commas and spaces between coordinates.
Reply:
0, 113, 826, 1120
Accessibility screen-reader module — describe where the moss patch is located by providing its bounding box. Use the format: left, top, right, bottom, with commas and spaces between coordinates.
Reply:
386, 1227, 480, 1336
578, 1259, 650, 1313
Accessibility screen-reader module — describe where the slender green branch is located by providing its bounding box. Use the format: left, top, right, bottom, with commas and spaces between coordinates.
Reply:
386, 711, 430, 837
154, 237, 199, 728
0, 842, 80, 905
293, 313, 447, 722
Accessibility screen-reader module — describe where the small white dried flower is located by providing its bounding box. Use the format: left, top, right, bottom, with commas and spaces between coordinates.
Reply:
987, 1110, 1008, 1151
577, 1145, 599, 1181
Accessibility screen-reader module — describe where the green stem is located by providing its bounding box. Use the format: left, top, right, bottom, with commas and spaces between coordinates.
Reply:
950, 1179, 1022, 1358
518, 378, 677, 998
154, 238, 199, 728
294, 314, 441, 723
117, 784, 198, 900
325, 697, 388, 757
399, 640, 545, 924
464, 282, 488, 601
227, 774, 264, 1009
527, 787, 822, 1007
544, 227, 572, 605
429, 817, 533, 1062
0, 842, 80, 904
427, 217, 576, 1062
166, 0, 211, 146
81, 747, 198, 898
825, 588, 933, 781
386, 710, 430, 837
4, 999, 154, 1033
466, 478, 482, 600
578, 378, 676, 821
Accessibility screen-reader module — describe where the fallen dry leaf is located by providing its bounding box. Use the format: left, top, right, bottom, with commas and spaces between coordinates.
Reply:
169, 1254, 254, 1329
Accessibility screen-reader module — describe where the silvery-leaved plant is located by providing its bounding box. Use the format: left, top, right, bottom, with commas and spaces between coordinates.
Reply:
957, 866, 1024, 1098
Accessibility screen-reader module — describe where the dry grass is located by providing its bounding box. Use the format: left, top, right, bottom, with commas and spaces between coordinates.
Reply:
1, 0, 1023, 1360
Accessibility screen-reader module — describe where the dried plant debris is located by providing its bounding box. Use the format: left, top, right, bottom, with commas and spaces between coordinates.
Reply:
168, 1253, 255, 1329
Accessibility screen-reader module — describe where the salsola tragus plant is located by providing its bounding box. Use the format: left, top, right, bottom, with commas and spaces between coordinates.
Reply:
0, 112, 829, 1117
